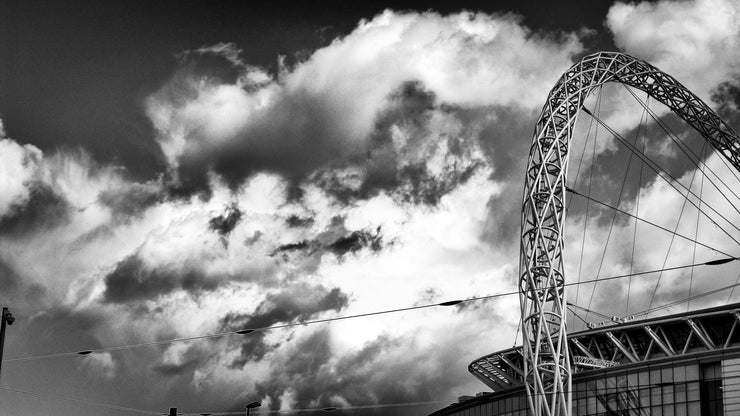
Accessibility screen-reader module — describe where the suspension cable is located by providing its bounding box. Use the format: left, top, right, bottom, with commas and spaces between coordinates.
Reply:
0, 386, 159, 415
577, 88, 602, 326
567, 302, 612, 321
627, 117, 647, 316
623, 85, 740, 211
689, 144, 707, 311
568, 88, 600, 208
565, 188, 734, 258
582, 107, 740, 246
647, 143, 706, 311
566, 306, 591, 327
584, 98, 646, 319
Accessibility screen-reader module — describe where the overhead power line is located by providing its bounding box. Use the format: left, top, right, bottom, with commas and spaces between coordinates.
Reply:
0, 384, 455, 415
0, 385, 159, 415
17, 373, 740, 416
1, 256, 736, 365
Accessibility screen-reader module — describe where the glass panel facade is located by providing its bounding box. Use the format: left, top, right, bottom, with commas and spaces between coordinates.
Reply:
433, 356, 740, 416
439, 361, 708, 416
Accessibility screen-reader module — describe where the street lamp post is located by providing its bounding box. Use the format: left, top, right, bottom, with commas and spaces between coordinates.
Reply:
0, 307, 15, 382
246, 401, 261, 416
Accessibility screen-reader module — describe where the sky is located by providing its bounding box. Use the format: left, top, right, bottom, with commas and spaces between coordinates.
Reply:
1, 0, 740, 415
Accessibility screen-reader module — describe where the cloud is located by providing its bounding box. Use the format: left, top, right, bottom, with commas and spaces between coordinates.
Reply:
607, 0, 740, 103
0, 138, 44, 219
14, 5, 739, 414
271, 216, 383, 260
208, 203, 243, 236
564, 149, 740, 324
219, 284, 349, 367
80, 352, 117, 379
146, 10, 583, 195
102, 254, 219, 303
97, 182, 163, 222
0, 182, 70, 235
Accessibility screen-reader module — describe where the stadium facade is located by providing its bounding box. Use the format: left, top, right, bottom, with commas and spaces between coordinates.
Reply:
429, 301, 740, 416
426, 51, 740, 416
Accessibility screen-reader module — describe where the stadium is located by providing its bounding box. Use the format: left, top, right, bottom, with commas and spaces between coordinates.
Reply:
429, 51, 740, 416
432, 300, 738, 416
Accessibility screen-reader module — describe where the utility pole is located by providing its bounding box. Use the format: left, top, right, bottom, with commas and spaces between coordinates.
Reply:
0, 307, 15, 383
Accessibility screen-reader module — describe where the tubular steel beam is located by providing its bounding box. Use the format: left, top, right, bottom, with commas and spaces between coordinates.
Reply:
726, 312, 740, 348
498, 354, 526, 377
644, 326, 675, 357
570, 338, 595, 359
686, 318, 716, 350
520, 51, 740, 416
605, 332, 638, 363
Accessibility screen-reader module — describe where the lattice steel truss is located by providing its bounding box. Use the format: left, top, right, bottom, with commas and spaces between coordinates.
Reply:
473, 302, 740, 393
520, 51, 740, 416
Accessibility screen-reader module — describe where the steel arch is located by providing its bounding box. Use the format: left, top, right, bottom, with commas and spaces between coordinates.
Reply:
520, 51, 740, 416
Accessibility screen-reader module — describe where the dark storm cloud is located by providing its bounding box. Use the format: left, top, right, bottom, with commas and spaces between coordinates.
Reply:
565, 113, 716, 227
312, 81, 483, 206
327, 80, 436, 203
712, 81, 740, 124
208, 204, 243, 236
0, 183, 70, 235
22, 306, 106, 354
218, 284, 349, 366
397, 161, 482, 205
272, 216, 383, 260
98, 182, 163, 221
455, 105, 535, 250
253, 328, 469, 414
327, 228, 383, 257
156, 62, 372, 194
0, 258, 20, 296
272, 240, 315, 256
153, 56, 483, 206
0, 256, 46, 310
102, 255, 219, 303
285, 214, 314, 228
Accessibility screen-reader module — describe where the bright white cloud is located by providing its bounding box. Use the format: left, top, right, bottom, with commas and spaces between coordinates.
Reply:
6, 4, 739, 414
607, 0, 740, 102
0, 139, 43, 218
80, 352, 117, 379
146, 10, 583, 181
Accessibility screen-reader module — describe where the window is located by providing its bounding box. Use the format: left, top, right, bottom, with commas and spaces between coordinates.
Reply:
700, 362, 723, 416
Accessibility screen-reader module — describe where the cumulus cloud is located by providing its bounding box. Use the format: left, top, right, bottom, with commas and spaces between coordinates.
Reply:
0, 138, 44, 219
146, 10, 583, 194
219, 284, 349, 367
81, 352, 118, 379
607, 0, 740, 102
8, 5, 738, 415
564, 150, 740, 327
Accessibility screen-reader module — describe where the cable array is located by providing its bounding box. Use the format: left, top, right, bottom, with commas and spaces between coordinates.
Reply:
570, 86, 740, 325
0, 386, 159, 415
2, 257, 736, 365
582, 107, 740, 247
